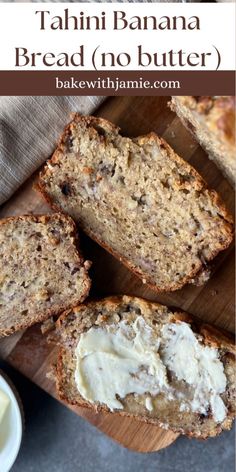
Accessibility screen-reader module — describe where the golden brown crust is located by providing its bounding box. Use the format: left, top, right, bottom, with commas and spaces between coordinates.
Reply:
0, 213, 91, 337
36, 114, 234, 293
55, 295, 235, 439
56, 294, 235, 347
169, 96, 236, 186
174, 96, 235, 144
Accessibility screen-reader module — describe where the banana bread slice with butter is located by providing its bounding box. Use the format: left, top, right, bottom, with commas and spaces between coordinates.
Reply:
37, 114, 234, 292
170, 96, 236, 186
55, 296, 235, 439
0, 213, 91, 336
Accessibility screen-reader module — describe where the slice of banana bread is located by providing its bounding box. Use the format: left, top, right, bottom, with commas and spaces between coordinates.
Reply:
170, 96, 236, 186
55, 296, 235, 439
37, 114, 234, 292
0, 213, 91, 336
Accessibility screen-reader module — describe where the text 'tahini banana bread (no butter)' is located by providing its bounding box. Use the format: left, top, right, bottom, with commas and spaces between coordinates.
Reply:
54, 296, 236, 439
0, 213, 91, 336
170, 96, 236, 186
37, 114, 234, 292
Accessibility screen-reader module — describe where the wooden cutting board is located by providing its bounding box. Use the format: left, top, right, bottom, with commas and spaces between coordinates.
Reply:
0, 96, 234, 452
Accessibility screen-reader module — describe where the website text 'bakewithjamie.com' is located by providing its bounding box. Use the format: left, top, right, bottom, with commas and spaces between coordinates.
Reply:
55, 76, 181, 91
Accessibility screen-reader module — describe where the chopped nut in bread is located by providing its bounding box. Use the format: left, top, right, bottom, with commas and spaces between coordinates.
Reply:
37, 114, 234, 292
0, 213, 91, 336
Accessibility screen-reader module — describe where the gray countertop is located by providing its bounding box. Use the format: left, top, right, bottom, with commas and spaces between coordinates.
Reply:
1, 362, 235, 472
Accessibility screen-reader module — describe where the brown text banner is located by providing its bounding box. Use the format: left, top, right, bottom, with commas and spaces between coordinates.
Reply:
0, 71, 234, 96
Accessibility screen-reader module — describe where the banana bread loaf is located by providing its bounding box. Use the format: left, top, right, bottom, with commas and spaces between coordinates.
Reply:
55, 296, 235, 438
0, 213, 91, 336
170, 96, 236, 186
37, 114, 234, 292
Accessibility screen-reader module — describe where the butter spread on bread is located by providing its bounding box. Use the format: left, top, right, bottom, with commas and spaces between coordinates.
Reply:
74, 316, 227, 422
55, 296, 235, 438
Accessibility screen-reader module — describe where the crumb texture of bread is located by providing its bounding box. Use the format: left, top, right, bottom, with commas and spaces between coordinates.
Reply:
0, 213, 91, 336
170, 96, 236, 186
55, 296, 235, 439
38, 114, 234, 292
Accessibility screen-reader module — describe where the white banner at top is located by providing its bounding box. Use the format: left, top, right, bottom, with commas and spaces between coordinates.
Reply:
0, 3, 235, 71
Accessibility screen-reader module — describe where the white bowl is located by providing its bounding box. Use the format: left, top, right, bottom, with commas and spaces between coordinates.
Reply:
0, 371, 23, 472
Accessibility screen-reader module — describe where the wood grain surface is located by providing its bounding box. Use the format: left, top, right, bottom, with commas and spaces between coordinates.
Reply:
0, 96, 234, 452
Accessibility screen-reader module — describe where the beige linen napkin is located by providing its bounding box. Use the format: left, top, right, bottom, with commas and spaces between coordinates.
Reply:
0, 96, 105, 206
